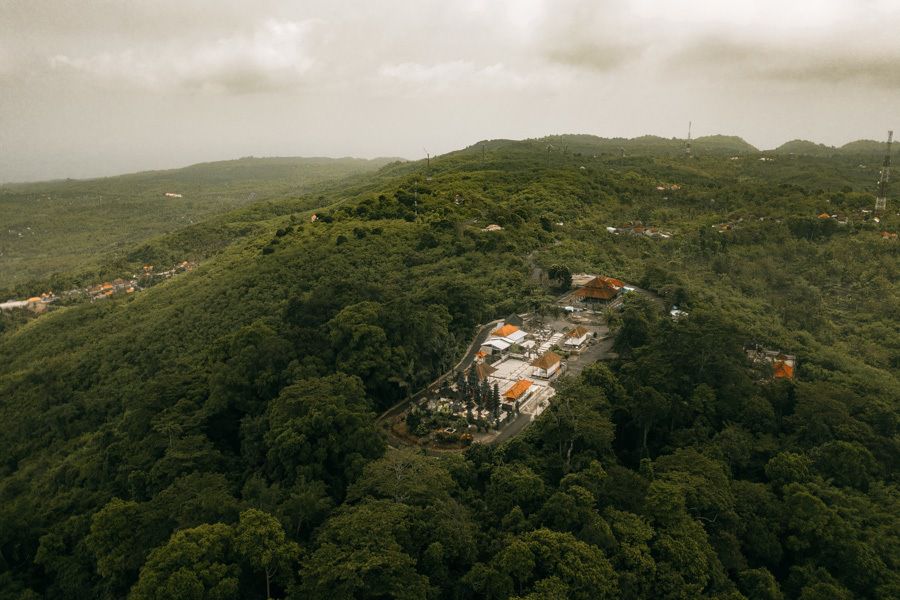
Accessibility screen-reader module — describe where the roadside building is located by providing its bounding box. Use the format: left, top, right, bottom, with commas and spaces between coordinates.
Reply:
480, 338, 511, 355
492, 323, 527, 343
530, 352, 561, 378
564, 326, 591, 348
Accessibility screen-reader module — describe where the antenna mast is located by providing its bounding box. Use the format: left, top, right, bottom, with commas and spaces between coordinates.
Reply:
685, 121, 692, 157
875, 130, 893, 213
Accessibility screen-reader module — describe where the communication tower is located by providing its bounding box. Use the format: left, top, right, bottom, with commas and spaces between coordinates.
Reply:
685, 121, 692, 157
875, 130, 892, 213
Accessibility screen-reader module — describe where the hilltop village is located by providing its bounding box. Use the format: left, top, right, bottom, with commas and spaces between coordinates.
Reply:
385, 269, 801, 450
384, 274, 628, 448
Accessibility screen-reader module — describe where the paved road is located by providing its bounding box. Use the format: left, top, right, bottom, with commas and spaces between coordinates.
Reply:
377, 318, 503, 447
491, 412, 533, 444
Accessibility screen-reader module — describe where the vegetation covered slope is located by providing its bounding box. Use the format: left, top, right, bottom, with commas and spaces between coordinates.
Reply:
772, 140, 836, 156
0, 135, 897, 600
0, 156, 397, 294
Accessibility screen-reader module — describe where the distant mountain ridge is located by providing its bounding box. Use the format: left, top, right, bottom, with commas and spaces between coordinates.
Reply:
771, 138, 895, 157
465, 133, 758, 157
467, 133, 894, 159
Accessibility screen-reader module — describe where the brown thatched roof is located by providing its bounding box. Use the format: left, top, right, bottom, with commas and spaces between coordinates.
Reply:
530, 352, 561, 370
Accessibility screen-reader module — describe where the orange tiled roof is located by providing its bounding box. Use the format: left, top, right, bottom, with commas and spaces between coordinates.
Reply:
503, 379, 533, 400
818, 213, 830, 219
574, 276, 622, 300
492, 324, 520, 337
773, 361, 794, 380
531, 352, 561, 370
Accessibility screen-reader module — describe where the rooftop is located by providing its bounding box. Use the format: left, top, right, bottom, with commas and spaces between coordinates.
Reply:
531, 352, 561, 370
503, 379, 533, 400
492, 323, 521, 337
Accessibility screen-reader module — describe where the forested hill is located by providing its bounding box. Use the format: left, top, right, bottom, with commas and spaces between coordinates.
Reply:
772, 138, 898, 159
0, 137, 898, 599
465, 133, 758, 157
0, 156, 397, 293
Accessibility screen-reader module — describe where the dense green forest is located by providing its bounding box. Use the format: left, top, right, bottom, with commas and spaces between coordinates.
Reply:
0, 135, 897, 599
0, 156, 396, 294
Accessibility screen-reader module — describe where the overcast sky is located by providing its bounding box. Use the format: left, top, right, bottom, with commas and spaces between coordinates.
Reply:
2, 0, 900, 182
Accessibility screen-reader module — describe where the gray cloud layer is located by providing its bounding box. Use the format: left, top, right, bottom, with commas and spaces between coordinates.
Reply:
2, 0, 900, 181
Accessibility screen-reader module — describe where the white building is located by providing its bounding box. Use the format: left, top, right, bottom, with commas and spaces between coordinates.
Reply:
564, 326, 590, 348
531, 352, 561, 379
480, 338, 511, 355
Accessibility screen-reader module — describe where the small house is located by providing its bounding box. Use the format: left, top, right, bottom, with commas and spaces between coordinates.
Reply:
564, 326, 591, 348
480, 338, 511, 355
503, 379, 533, 403
772, 360, 795, 380
531, 352, 561, 378
491, 323, 527, 344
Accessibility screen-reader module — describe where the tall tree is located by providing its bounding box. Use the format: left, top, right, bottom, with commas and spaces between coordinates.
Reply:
234, 509, 299, 600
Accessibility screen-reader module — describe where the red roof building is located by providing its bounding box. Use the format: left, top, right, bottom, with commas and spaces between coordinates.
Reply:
503, 379, 533, 401
574, 276, 623, 301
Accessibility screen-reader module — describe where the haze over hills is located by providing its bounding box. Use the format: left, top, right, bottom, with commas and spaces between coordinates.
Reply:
2, 132, 896, 298
0, 156, 397, 293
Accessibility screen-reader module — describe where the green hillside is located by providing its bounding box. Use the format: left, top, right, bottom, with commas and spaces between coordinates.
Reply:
693, 134, 759, 154
0, 137, 898, 599
839, 138, 896, 157
465, 134, 757, 160
0, 157, 398, 294
772, 139, 836, 156
772, 138, 896, 159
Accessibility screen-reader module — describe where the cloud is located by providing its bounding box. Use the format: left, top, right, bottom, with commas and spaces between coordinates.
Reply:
669, 35, 900, 88
377, 60, 557, 93
49, 19, 319, 94
544, 40, 642, 72
532, 0, 649, 72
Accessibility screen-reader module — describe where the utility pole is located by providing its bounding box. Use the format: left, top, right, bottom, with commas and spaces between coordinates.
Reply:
875, 130, 893, 213
685, 121, 692, 158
